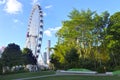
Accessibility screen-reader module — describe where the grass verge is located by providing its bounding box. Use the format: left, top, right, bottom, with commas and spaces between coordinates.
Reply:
67, 68, 92, 72
32, 75, 120, 80
0, 71, 55, 80
113, 70, 120, 75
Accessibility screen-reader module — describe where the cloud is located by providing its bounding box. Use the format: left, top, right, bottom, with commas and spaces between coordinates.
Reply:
4, 0, 22, 14
43, 12, 47, 16
31, 0, 39, 5
13, 19, 18, 23
44, 30, 52, 37
13, 19, 23, 25
45, 5, 52, 9
44, 26, 61, 37
0, 0, 6, 5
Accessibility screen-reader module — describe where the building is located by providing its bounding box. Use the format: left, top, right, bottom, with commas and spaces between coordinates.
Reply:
0, 46, 5, 58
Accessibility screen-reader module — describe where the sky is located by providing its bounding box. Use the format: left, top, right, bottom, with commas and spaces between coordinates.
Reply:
0, 0, 120, 54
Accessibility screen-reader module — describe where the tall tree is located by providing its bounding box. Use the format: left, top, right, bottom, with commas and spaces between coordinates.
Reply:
57, 9, 95, 58
65, 47, 79, 68
22, 48, 37, 65
52, 9, 110, 69
1, 43, 23, 68
106, 12, 120, 67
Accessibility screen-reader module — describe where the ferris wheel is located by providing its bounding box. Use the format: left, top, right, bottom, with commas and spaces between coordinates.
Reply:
26, 4, 43, 59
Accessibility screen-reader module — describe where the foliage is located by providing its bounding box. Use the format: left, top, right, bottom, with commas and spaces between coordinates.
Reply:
3, 67, 29, 75
0, 58, 3, 74
1, 43, 23, 68
50, 54, 61, 70
0, 44, 38, 74
65, 47, 79, 68
51, 9, 110, 70
106, 12, 120, 67
22, 48, 37, 65
97, 65, 106, 73
50, 41, 80, 69
114, 66, 120, 71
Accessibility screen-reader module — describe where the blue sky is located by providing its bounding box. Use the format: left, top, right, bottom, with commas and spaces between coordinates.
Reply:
0, 0, 120, 54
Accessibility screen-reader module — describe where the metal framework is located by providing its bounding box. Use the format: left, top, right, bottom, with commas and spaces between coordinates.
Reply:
26, 4, 43, 59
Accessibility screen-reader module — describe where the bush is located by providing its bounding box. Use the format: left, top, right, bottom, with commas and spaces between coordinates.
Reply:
3, 67, 29, 75
97, 66, 106, 73
0, 63, 2, 75
105, 66, 114, 72
0, 60, 2, 74
0, 69, 2, 75
114, 66, 120, 71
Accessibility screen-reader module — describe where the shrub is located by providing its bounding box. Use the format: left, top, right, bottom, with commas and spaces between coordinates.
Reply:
0, 68, 2, 75
97, 66, 106, 73
114, 66, 120, 71
3, 67, 29, 75
105, 66, 114, 72
0, 63, 2, 75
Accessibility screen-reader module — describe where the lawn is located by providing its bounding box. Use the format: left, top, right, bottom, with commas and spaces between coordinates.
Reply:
67, 68, 92, 72
0, 71, 55, 80
0, 71, 120, 80
32, 75, 120, 80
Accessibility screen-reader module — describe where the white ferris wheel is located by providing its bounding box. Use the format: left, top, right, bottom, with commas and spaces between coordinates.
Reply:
25, 4, 43, 59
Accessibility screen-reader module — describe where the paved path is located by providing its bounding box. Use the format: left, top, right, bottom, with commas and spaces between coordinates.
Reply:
56, 71, 113, 76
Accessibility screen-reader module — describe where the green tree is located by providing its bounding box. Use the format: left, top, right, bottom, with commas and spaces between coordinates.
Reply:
50, 54, 61, 69
57, 9, 95, 58
50, 41, 78, 69
0, 58, 3, 74
1, 43, 23, 68
22, 48, 37, 65
65, 47, 79, 68
52, 9, 110, 70
106, 12, 120, 67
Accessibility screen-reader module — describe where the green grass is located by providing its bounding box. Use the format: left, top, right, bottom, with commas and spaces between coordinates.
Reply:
0, 71, 55, 80
113, 70, 120, 75
67, 68, 92, 72
32, 75, 120, 80
1, 70, 120, 80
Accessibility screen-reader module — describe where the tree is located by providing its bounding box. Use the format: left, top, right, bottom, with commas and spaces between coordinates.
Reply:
0, 58, 3, 74
50, 41, 78, 69
22, 48, 37, 65
106, 12, 120, 67
50, 54, 61, 69
65, 47, 79, 68
57, 9, 95, 58
1, 43, 23, 68
52, 9, 110, 70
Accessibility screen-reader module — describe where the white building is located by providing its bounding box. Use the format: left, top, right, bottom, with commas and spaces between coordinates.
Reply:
0, 46, 5, 58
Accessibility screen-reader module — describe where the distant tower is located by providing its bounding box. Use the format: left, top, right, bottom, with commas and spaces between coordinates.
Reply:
47, 40, 51, 64
43, 52, 47, 64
